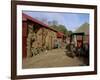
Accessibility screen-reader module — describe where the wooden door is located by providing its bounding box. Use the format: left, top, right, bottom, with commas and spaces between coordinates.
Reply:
22, 21, 27, 58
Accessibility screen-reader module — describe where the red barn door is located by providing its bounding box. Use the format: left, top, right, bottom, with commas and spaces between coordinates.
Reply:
22, 21, 27, 58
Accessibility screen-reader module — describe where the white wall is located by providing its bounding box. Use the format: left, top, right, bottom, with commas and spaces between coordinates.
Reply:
0, 0, 99, 80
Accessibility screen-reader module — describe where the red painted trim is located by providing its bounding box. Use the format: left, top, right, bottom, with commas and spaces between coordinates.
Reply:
22, 13, 58, 33
57, 32, 64, 38
22, 21, 27, 58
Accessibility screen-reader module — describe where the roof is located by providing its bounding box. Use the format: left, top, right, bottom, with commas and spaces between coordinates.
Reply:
57, 32, 64, 38
22, 13, 58, 32
71, 32, 85, 36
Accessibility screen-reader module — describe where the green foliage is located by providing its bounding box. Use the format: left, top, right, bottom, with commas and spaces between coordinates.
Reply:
68, 31, 73, 36
58, 25, 68, 35
49, 24, 68, 35
75, 22, 89, 35
50, 25, 68, 35
48, 20, 73, 36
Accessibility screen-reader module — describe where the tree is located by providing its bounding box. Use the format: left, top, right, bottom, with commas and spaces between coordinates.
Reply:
52, 20, 58, 26
48, 20, 70, 36
35, 17, 48, 24
58, 25, 68, 35
68, 31, 73, 36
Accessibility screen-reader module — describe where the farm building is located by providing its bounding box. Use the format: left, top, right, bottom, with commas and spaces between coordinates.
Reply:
22, 13, 65, 58
56, 32, 65, 48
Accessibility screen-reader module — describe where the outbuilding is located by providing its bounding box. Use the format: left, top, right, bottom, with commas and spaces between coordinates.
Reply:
22, 13, 64, 58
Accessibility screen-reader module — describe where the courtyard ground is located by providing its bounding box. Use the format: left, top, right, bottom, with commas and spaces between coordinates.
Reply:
22, 48, 88, 69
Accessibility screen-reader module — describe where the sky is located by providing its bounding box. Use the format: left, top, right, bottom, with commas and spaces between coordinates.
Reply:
23, 11, 89, 31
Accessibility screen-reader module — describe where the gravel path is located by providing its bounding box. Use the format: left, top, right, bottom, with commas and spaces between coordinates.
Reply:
22, 48, 84, 69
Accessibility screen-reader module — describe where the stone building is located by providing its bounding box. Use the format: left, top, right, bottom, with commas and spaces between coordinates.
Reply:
22, 13, 64, 58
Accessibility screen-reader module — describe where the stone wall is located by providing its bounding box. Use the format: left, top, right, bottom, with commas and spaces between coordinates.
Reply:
26, 24, 57, 58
